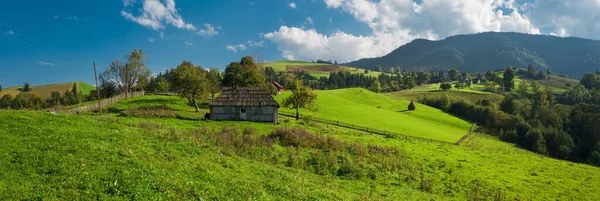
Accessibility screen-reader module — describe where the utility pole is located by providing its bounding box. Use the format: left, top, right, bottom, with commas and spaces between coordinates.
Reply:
93, 62, 101, 108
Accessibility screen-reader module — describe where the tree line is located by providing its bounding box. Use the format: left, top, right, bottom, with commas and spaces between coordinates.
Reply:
0, 82, 86, 110
420, 70, 600, 166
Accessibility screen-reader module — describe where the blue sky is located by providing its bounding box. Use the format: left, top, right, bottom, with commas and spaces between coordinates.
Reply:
1, 0, 599, 87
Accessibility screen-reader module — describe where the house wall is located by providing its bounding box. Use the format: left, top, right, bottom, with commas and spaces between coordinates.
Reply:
211, 106, 278, 123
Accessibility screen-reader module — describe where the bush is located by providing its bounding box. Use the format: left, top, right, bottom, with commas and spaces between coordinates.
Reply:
440, 82, 452, 90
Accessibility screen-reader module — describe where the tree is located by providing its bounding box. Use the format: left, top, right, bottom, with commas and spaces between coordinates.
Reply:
156, 77, 170, 93
28, 93, 45, 109
596, 68, 600, 75
403, 76, 416, 89
503, 67, 515, 91
100, 49, 151, 94
206, 68, 222, 100
440, 82, 452, 90
11, 94, 27, 109
448, 68, 460, 81
0, 85, 2, 92
370, 79, 382, 93
365, 69, 370, 74
0, 94, 13, 109
454, 82, 465, 89
171, 61, 208, 112
516, 80, 530, 98
388, 67, 395, 74
282, 80, 318, 120
580, 74, 600, 90
376, 66, 383, 72
50, 91, 61, 106
223, 56, 267, 88
416, 71, 431, 85
23, 82, 31, 92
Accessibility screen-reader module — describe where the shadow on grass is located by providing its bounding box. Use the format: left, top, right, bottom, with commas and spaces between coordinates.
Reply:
396, 109, 410, 113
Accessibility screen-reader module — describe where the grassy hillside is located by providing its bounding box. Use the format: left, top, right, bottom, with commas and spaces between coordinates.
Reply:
0, 82, 95, 99
262, 60, 382, 77
274, 88, 472, 143
1, 94, 600, 199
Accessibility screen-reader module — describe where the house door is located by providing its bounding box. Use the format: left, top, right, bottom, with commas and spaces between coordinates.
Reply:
240, 108, 247, 120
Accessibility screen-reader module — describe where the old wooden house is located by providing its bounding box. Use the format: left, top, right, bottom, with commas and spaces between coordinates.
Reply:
209, 87, 279, 123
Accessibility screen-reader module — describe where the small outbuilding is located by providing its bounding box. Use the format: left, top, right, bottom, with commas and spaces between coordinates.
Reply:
210, 87, 279, 123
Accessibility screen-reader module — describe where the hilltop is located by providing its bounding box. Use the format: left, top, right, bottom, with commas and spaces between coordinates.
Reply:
345, 32, 600, 78
262, 60, 380, 77
0, 82, 95, 99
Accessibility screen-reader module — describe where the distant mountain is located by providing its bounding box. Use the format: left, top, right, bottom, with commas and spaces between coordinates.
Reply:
345, 32, 600, 78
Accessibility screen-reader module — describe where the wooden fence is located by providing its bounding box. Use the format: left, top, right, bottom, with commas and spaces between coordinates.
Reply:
60, 92, 145, 114
455, 123, 477, 145
278, 111, 451, 145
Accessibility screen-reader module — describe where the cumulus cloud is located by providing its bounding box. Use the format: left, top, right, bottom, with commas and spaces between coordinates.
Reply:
185, 41, 193, 46
54, 15, 59, 19
148, 37, 155, 42
38, 61, 57, 66
121, 0, 196, 31
226, 44, 247, 53
289, 2, 297, 9
7, 30, 13, 35
266, 0, 548, 63
197, 24, 219, 36
528, 0, 600, 40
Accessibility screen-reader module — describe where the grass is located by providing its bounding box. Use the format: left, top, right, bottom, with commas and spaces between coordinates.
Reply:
274, 88, 472, 143
0, 82, 95, 99
262, 60, 383, 78
2, 94, 600, 199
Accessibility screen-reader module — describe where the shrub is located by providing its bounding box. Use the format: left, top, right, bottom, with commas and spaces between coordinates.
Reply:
121, 105, 176, 118
440, 82, 452, 90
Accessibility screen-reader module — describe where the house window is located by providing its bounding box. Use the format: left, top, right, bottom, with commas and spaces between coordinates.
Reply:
241, 108, 246, 113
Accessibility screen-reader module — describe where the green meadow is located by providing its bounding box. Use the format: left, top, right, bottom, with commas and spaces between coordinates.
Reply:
262, 60, 383, 77
1, 92, 599, 200
274, 88, 472, 143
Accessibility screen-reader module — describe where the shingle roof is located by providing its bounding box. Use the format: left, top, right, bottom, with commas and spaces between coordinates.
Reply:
210, 87, 280, 107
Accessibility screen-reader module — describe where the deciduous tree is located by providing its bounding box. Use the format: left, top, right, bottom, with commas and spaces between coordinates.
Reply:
171, 61, 208, 112
282, 80, 318, 120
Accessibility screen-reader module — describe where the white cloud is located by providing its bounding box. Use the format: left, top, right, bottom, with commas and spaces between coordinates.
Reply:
185, 41, 193, 46
528, 0, 600, 40
247, 40, 264, 47
67, 15, 78, 20
289, 2, 297, 9
159, 32, 164, 39
148, 37, 155, 42
7, 30, 13, 35
306, 16, 314, 25
121, 0, 196, 31
329, 17, 333, 23
226, 44, 247, 53
266, 0, 545, 63
197, 23, 219, 37
38, 61, 57, 66
54, 15, 59, 19
123, 0, 136, 7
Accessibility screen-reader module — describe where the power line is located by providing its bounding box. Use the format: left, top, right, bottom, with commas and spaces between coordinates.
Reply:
0, 20, 91, 68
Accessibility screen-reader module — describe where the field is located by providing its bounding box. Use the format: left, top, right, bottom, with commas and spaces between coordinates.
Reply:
0, 82, 95, 99
262, 60, 382, 77
1, 93, 599, 200
274, 88, 473, 143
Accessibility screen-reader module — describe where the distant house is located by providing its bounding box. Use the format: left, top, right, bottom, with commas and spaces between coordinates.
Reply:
209, 87, 279, 123
272, 81, 285, 95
